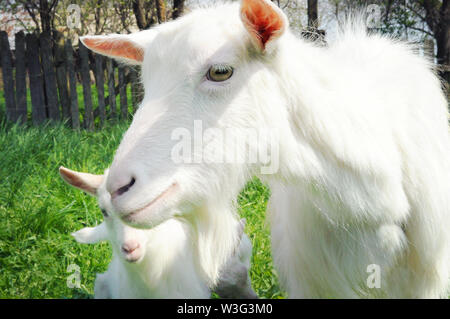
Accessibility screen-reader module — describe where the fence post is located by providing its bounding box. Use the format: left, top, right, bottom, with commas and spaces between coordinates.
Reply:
424, 38, 435, 62
0, 31, 17, 122
40, 31, 60, 121
15, 31, 27, 123
94, 54, 106, 125
129, 67, 142, 113
118, 66, 128, 120
54, 31, 70, 121
65, 39, 80, 129
79, 41, 94, 130
26, 32, 46, 125
106, 58, 116, 119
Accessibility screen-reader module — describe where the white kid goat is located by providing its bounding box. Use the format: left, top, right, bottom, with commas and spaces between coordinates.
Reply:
60, 167, 256, 299
80, 0, 450, 298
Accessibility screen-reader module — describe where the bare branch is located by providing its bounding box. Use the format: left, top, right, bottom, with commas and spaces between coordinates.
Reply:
407, 25, 434, 37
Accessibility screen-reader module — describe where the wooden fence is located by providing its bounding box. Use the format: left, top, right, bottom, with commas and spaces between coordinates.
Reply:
0, 30, 143, 129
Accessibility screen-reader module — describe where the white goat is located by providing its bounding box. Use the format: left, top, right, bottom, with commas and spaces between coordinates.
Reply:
60, 167, 256, 299
79, 0, 450, 298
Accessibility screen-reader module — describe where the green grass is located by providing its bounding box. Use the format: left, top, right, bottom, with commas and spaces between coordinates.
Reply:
0, 120, 284, 299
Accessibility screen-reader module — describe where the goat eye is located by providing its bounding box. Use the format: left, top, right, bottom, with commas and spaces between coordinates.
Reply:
207, 64, 233, 82
101, 209, 108, 217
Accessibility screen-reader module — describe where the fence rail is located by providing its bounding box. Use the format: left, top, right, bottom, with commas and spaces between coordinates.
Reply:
0, 30, 142, 128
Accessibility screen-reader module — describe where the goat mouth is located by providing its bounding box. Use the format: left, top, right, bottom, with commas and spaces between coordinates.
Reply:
123, 253, 142, 263
124, 183, 178, 222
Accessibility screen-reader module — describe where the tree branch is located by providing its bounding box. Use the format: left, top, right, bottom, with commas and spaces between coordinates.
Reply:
407, 25, 434, 37
404, 3, 427, 24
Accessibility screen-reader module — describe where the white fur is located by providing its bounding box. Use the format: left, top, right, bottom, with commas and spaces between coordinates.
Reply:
72, 171, 256, 298
83, 1, 450, 298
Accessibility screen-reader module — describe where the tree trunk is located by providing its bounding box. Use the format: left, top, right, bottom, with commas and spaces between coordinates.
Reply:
172, 0, 185, 20
436, 0, 449, 84
307, 0, 319, 29
39, 0, 52, 34
133, 0, 148, 30
304, 0, 325, 42
423, 0, 449, 86
95, 0, 103, 34
156, 0, 166, 23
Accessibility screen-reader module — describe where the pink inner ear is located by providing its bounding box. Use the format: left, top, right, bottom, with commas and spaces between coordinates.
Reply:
82, 37, 144, 62
241, 0, 284, 50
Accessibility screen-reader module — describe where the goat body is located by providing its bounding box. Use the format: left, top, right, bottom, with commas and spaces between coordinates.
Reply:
77, 0, 450, 298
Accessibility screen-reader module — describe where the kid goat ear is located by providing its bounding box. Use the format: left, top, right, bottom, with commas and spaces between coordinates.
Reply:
59, 166, 103, 196
72, 224, 108, 244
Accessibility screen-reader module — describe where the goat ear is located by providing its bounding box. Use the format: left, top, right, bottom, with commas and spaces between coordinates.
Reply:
72, 224, 107, 244
80, 30, 155, 65
240, 0, 287, 52
59, 166, 103, 196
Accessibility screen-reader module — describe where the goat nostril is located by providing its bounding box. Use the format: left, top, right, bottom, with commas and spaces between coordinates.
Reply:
115, 177, 136, 197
